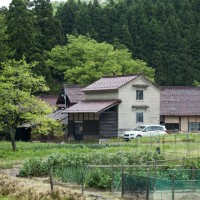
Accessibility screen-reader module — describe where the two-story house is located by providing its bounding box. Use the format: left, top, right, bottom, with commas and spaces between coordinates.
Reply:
64, 74, 160, 140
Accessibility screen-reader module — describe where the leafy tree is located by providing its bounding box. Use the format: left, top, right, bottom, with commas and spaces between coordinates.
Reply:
0, 59, 59, 151
56, 0, 77, 36
54, 0, 200, 86
117, 14, 133, 51
0, 13, 10, 63
6, 0, 37, 61
46, 35, 154, 85
30, 0, 62, 51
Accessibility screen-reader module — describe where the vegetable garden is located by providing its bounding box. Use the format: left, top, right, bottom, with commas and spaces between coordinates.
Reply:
1, 133, 200, 199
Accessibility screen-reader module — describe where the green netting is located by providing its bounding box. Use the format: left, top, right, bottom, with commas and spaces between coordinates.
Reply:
113, 170, 200, 199
53, 166, 200, 199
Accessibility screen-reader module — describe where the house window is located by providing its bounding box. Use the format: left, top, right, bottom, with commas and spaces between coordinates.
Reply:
165, 123, 179, 131
189, 122, 200, 131
136, 90, 143, 100
136, 112, 143, 123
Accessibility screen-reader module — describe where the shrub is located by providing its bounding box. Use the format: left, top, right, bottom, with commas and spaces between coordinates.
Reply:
85, 168, 111, 189
19, 158, 48, 177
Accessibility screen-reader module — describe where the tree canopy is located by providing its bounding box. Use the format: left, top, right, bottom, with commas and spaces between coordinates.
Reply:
0, 0, 200, 90
55, 0, 200, 86
46, 35, 154, 85
0, 13, 11, 63
0, 59, 59, 150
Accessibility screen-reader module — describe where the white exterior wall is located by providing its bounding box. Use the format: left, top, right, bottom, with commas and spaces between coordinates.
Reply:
165, 116, 179, 123
181, 117, 188, 132
118, 76, 160, 130
85, 91, 118, 100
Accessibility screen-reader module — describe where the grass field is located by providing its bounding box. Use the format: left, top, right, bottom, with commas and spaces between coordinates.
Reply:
1, 132, 200, 165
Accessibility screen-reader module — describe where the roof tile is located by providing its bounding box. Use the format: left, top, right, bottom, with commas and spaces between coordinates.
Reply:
64, 100, 120, 113
64, 85, 85, 103
82, 75, 138, 91
160, 87, 200, 116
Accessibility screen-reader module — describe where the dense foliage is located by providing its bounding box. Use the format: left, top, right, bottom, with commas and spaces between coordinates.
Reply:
0, 0, 199, 92
0, 59, 60, 150
55, 0, 200, 86
46, 35, 154, 85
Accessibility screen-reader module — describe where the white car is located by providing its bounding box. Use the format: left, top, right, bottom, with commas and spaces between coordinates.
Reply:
124, 125, 167, 141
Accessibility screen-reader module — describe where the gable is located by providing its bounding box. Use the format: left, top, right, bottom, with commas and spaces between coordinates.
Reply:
82, 75, 139, 92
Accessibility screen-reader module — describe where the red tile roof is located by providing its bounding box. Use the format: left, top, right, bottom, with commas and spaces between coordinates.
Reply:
38, 95, 58, 107
64, 100, 121, 113
82, 75, 139, 92
160, 87, 200, 116
64, 85, 85, 103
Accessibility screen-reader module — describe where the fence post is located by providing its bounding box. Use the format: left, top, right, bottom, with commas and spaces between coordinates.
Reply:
175, 134, 177, 159
82, 169, 84, 196
192, 166, 196, 192
49, 168, 54, 191
172, 173, 175, 200
162, 138, 165, 154
154, 161, 157, 192
121, 165, 124, 197
182, 157, 185, 168
146, 164, 150, 200
111, 165, 114, 192
187, 132, 190, 155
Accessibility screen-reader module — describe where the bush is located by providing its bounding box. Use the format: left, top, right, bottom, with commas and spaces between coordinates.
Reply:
19, 158, 48, 177
85, 168, 111, 189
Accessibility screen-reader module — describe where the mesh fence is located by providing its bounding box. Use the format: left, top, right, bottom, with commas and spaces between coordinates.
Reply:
113, 169, 200, 200
52, 165, 200, 199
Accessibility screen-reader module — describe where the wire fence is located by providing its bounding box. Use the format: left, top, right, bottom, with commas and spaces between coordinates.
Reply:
48, 164, 200, 199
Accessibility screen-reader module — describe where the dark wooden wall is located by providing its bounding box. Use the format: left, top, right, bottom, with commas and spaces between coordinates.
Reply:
99, 111, 118, 138
83, 121, 99, 136
68, 106, 118, 140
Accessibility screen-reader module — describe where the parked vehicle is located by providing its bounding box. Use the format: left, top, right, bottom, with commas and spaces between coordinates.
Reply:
124, 125, 167, 141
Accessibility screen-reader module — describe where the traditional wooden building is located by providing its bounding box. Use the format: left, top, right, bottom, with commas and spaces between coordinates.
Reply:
56, 85, 85, 108
64, 74, 160, 140
160, 86, 200, 132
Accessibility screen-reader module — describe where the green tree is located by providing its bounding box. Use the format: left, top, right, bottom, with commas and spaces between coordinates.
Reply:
0, 59, 58, 151
31, 0, 62, 51
56, 0, 77, 36
73, 7, 93, 36
6, 0, 37, 61
0, 13, 10, 63
46, 35, 154, 85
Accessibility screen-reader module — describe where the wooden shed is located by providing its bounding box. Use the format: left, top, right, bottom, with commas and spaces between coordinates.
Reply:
65, 100, 120, 140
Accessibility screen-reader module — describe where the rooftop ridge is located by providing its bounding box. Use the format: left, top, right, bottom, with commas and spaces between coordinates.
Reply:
102, 74, 140, 78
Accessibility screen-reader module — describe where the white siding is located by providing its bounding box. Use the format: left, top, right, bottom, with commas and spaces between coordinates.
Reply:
181, 117, 188, 132
118, 76, 160, 129
165, 116, 179, 123
85, 91, 118, 100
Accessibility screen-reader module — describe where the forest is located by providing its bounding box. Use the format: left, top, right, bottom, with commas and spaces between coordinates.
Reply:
0, 0, 200, 93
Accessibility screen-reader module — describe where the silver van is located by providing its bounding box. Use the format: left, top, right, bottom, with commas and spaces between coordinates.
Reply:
124, 125, 167, 141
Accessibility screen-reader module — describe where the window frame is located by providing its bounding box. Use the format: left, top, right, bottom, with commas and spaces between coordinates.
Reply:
136, 112, 143, 123
136, 90, 144, 100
